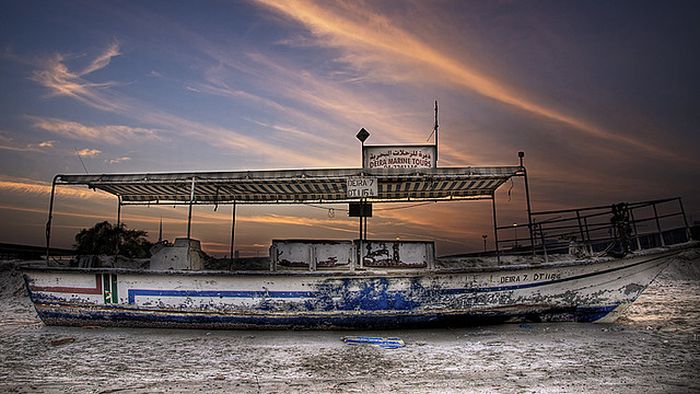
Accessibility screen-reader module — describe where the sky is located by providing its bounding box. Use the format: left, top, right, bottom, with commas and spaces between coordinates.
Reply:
1, 0, 699, 256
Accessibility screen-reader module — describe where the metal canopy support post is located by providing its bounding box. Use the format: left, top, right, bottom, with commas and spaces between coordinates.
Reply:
230, 201, 237, 260
116, 197, 122, 227
115, 196, 122, 259
45, 176, 59, 263
519, 152, 535, 254
187, 177, 196, 239
491, 193, 500, 263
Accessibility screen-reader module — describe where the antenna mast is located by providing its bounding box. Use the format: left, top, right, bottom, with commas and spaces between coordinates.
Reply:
74, 147, 89, 174
434, 100, 439, 165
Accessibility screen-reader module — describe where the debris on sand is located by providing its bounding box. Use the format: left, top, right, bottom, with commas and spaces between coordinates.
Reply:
49, 337, 76, 346
342, 336, 405, 349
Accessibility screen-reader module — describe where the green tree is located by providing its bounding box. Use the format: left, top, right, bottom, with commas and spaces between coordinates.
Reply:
74, 221, 153, 258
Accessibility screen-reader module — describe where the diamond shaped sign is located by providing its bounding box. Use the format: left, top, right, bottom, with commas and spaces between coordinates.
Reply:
355, 128, 370, 143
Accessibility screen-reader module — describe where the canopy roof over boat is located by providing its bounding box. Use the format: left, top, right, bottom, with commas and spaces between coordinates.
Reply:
54, 166, 523, 205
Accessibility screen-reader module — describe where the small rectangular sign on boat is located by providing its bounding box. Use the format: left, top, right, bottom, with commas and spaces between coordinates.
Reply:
347, 176, 378, 198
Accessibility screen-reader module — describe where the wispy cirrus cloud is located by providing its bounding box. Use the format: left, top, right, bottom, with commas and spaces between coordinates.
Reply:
76, 148, 101, 157
28, 115, 160, 144
30, 41, 126, 112
196, 51, 477, 164
0, 176, 111, 199
107, 156, 131, 164
26, 42, 334, 167
80, 39, 121, 76
254, 0, 683, 162
0, 132, 54, 152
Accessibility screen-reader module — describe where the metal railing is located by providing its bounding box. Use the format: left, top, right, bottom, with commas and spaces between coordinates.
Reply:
496, 197, 692, 257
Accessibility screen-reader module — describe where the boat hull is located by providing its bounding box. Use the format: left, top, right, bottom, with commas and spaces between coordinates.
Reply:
23, 247, 686, 329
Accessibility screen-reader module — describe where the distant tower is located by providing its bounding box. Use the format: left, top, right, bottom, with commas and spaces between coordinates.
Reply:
158, 217, 163, 242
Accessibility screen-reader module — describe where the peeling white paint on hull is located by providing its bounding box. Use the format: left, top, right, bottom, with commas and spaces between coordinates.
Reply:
23, 247, 688, 329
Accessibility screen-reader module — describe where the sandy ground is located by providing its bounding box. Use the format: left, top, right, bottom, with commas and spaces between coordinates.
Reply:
0, 259, 698, 393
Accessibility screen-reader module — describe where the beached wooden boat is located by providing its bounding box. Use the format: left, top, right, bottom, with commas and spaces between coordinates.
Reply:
22, 125, 697, 329
24, 241, 693, 329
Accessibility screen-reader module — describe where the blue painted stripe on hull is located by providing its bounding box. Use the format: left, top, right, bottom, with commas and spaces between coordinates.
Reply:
127, 289, 314, 304
34, 304, 619, 329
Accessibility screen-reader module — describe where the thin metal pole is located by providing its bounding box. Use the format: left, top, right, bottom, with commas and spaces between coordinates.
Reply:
364, 210, 367, 240
230, 201, 237, 260
520, 158, 535, 255
359, 208, 363, 241
575, 210, 585, 243
491, 194, 500, 263
361, 140, 365, 168
116, 198, 122, 227
187, 177, 196, 239
584, 217, 593, 254
115, 197, 121, 259
652, 202, 665, 246
629, 208, 642, 251
538, 223, 548, 262
677, 198, 692, 242
45, 176, 59, 264
434, 100, 439, 165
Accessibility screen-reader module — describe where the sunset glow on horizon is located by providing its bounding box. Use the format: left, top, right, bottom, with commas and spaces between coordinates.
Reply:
1, 1, 698, 256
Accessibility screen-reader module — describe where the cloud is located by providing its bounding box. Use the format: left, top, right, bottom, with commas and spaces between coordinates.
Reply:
0, 132, 54, 152
254, 0, 683, 162
80, 39, 121, 76
108, 156, 131, 164
37, 140, 55, 148
28, 115, 160, 144
31, 55, 118, 108
26, 43, 334, 167
0, 176, 111, 199
29, 42, 126, 112
76, 148, 101, 157
193, 51, 431, 154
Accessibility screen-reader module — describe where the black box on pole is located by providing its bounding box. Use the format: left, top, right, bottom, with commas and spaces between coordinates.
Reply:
349, 202, 372, 217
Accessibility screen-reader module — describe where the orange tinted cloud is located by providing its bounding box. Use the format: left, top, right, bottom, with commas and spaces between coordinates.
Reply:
255, 0, 681, 161
80, 39, 121, 76
28, 115, 160, 144
0, 177, 112, 199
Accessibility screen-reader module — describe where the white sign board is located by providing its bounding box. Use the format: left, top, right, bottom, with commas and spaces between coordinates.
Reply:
363, 145, 436, 169
347, 176, 378, 198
